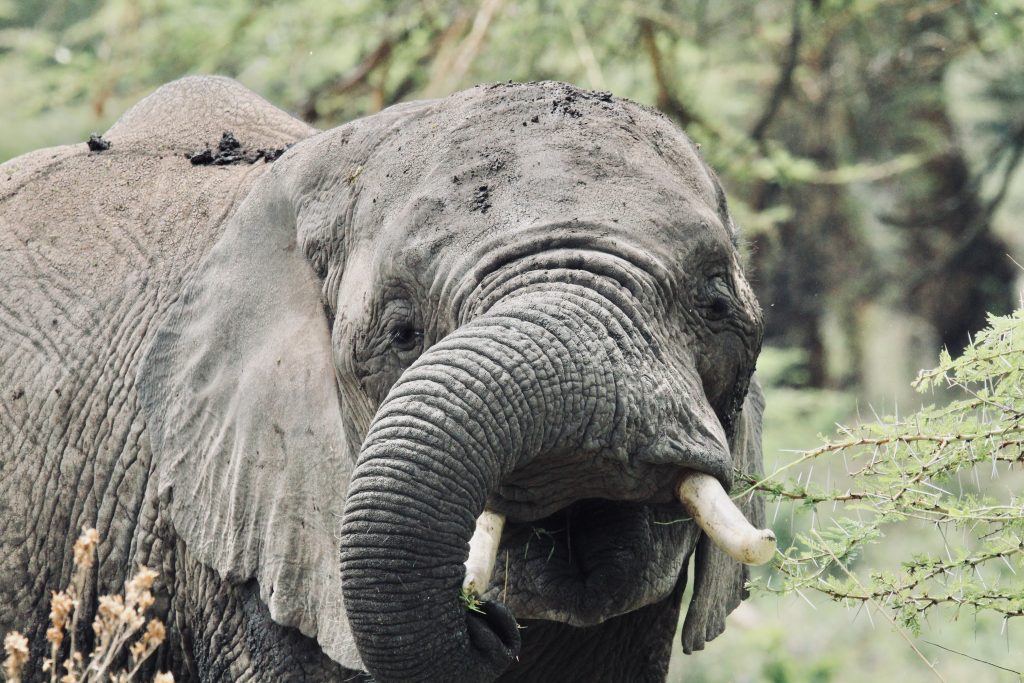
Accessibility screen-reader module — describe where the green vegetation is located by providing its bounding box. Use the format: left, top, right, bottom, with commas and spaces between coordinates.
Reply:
759, 310, 1024, 632
459, 586, 487, 615
685, 310, 1024, 682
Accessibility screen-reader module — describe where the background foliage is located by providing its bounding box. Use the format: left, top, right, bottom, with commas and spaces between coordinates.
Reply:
4, 0, 1024, 680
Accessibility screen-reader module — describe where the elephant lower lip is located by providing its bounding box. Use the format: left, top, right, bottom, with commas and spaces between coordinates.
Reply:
486, 498, 700, 626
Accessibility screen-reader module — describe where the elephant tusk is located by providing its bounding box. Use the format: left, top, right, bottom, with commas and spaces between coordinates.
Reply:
676, 471, 776, 566
463, 510, 506, 594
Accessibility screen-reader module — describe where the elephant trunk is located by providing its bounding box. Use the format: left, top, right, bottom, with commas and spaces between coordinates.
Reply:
340, 288, 640, 682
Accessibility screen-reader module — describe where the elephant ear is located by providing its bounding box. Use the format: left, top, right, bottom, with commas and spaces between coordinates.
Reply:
137, 165, 362, 669
681, 380, 766, 653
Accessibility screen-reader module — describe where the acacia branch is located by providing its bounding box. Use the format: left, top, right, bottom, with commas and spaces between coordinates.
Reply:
816, 538, 949, 682
921, 640, 1024, 677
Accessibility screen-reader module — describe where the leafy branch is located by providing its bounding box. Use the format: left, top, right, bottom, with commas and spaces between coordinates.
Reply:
749, 308, 1024, 633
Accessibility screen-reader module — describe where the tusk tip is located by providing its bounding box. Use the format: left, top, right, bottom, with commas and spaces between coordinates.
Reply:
742, 530, 777, 566
675, 470, 778, 566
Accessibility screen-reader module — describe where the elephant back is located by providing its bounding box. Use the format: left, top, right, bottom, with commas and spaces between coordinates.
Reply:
106, 75, 313, 154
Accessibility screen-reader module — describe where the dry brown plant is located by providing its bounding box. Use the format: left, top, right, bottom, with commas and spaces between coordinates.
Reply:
1, 528, 174, 683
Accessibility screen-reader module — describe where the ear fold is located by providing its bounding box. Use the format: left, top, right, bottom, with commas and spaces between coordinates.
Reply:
137, 170, 362, 669
681, 379, 766, 653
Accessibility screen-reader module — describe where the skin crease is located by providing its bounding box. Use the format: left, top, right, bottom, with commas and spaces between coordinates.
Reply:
0, 77, 766, 682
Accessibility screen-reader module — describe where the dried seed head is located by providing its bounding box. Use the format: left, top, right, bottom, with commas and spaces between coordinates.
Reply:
126, 567, 158, 596
135, 591, 155, 612
72, 528, 99, 570
45, 625, 64, 647
93, 594, 130, 641
97, 595, 125, 621
153, 673, 175, 683
49, 591, 74, 631
129, 619, 166, 664
142, 619, 166, 645
3, 631, 30, 682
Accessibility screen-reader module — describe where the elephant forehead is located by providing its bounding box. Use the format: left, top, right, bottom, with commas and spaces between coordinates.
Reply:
359, 82, 728, 266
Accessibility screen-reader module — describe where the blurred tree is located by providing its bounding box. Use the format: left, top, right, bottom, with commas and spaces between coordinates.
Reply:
2, 0, 1021, 391
841, 2, 1018, 354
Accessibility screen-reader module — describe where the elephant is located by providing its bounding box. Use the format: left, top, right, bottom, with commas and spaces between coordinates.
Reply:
0, 76, 770, 682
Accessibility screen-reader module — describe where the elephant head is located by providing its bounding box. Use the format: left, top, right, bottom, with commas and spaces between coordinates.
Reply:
139, 81, 766, 682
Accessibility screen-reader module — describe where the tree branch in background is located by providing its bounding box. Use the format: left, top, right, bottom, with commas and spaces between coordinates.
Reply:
750, 0, 803, 142
424, 10, 474, 94
301, 36, 399, 122
904, 121, 1024, 292
638, 19, 700, 128
980, 122, 1024, 220
560, 0, 607, 90
626, 1, 750, 46
423, 0, 506, 98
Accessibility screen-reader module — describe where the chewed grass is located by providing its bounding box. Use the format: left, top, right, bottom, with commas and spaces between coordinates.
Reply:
459, 586, 486, 615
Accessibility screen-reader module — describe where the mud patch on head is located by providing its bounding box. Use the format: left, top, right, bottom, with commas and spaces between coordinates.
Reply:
551, 94, 583, 119
188, 131, 292, 166
549, 86, 614, 120
86, 134, 111, 152
472, 185, 492, 214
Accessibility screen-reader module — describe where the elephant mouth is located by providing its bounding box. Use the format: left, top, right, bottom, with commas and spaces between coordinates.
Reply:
472, 443, 740, 628
488, 443, 734, 523
483, 497, 701, 628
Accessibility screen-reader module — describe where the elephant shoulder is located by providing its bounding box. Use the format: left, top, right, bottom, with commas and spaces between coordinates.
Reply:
106, 75, 316, 155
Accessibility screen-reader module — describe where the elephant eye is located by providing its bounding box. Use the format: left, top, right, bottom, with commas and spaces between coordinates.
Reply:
388, 324, 424, 353
702, 274, 732, 321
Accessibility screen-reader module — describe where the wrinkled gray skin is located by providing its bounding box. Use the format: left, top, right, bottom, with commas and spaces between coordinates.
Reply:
0, 76, 765, 682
